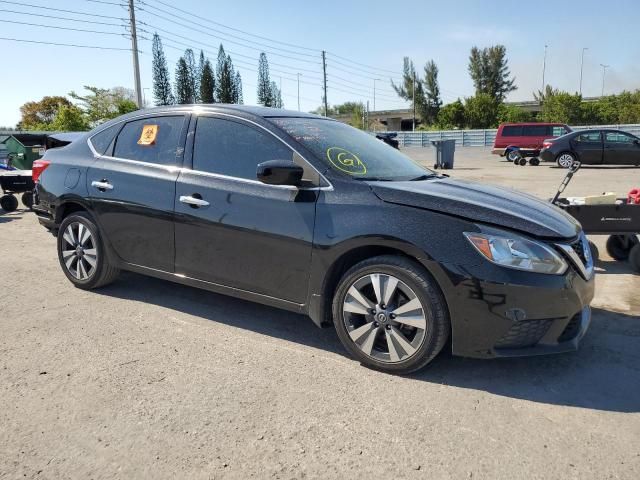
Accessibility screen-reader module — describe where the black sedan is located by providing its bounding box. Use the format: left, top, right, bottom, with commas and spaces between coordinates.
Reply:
32, 105, 594, 374
540, 129, 640, 167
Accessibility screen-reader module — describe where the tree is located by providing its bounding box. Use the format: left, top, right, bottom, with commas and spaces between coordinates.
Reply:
215, 45, 235, 103
69, 86, 137, 125
197, 50, 206, 103
347, 102, 365, 129
436, 99, 465, 129
257, 52, 273, 106
18, 96, 72, 129
175, 57, 195, 104
533, 84, 558, 103
184, 49, 198, 103
464, 93, 500, 128
468, 45, 516, 102
540, 92, 583, 124
200, 59, 215, 103
50, 104, 89, 131
421, 60, 442, 125
497, 103, 533, 123
151, 33, 174, 106
234, 71, 243, 104
270, 81, 283, 108
392, 57, 425, 116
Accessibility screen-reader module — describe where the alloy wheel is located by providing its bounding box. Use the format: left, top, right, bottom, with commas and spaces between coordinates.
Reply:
342, 273, 428, 363
61, 222, 97, 280
557, 153, 574, 168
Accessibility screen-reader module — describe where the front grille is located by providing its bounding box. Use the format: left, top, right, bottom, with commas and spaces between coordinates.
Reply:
558, 313, 582, 342
494, 319, 553, 349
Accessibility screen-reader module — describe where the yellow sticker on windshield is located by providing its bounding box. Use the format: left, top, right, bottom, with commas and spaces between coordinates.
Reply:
137, 124, 158, 146
326, 147, 366, 175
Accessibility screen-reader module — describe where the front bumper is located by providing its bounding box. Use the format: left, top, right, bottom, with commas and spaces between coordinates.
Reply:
433, 256, 595, 359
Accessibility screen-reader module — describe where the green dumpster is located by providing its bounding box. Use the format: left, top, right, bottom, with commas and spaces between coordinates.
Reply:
1, 134, 47, 170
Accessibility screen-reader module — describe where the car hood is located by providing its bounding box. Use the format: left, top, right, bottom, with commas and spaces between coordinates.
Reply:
370, 177, 580, 239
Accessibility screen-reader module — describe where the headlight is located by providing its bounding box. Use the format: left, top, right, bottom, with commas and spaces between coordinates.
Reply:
464, 231, 568, 274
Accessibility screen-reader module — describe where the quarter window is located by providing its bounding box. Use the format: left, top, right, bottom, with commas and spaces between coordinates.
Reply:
193, 117, 295, 181
89, 123, 121, 155
113, 116, 185, 165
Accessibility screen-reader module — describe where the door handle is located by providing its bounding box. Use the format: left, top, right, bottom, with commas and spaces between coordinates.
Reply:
91, 180, 113, 191
179, 195, 210, 208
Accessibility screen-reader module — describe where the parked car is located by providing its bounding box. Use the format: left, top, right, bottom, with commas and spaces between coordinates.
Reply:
375, 132, 399, 149
32, 105, 594, 374
493, 122, 571, 161
540, 129, 640, 167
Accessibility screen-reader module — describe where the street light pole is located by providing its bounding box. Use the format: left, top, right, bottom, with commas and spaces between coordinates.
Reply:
600, 64, 609, 96
579, 47, 588, 95
127, 0, 143, 108
541, 44, 548, 94
373, 78, 380, 112
296, 73, 301, 111
412, 71, 416, 132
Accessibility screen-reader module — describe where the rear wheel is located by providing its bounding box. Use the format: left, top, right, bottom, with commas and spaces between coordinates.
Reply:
0, 194, 18, 212
57, 212, 120, 289
606, 234, 638, 261
529, 157, 540, 166
556, 152, 575, 168
506, 150, 520, 162
629, 244, 640, 273
332, 255, 450, 375
21, 191, 33, 209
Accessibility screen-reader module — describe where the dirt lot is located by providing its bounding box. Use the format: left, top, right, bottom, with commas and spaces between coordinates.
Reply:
1, 148, 639, 480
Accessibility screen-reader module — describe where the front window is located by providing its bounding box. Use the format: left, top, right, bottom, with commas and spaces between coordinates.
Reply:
271, 118, 433, 181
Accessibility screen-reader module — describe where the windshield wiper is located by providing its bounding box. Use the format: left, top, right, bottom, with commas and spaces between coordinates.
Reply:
409, 174, 440, 181
352, 177, 393, 182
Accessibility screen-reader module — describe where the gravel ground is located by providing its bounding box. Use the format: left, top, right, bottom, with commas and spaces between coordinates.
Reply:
0, 148, 639, 479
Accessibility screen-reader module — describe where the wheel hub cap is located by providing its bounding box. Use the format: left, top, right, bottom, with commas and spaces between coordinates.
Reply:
61, 222, 97, 281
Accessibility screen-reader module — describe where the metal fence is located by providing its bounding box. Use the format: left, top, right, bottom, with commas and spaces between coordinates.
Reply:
387, 124, 640, 148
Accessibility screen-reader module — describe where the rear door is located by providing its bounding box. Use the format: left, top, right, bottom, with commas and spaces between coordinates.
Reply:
87, 114, 188, 272
603, 131, 640, 165
571, 131, 603, 164
174, 115, 320, 303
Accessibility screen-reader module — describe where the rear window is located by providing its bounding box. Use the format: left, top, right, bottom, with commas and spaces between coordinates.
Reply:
575, 132, 601, 143
113, 116, 185, 165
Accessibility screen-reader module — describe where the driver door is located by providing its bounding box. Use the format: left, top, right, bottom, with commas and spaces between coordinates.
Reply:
603, 131, 640, 165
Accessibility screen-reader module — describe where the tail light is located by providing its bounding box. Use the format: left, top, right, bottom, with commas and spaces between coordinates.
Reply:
32, 159, 51, 183
542, 140, 553, 149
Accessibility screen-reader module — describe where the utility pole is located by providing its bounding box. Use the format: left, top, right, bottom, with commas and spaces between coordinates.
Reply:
600, 64, 609, 97
128, 0, 143, 108
366, 101, 369, 130
541, 44, 548, 94
373, 78, 380, 112
579, 47, 588, 95
322, 50, 328, 116
297, 73, 301, 111
412, 70, 416, 131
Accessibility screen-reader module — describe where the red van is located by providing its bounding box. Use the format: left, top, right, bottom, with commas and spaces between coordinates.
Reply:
493, 123, 571, 161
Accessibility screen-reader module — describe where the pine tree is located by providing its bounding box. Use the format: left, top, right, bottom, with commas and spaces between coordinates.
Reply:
151, 33, 174, 105
175, 57, 194, 104
200, 59, 215, 103
270, 81, 283, 108
421, 60, 442, 125
391, 57, 425, 117
215, 45, 235, 103
234, 71, 243, 104
197, 50, 205, 102
257, 52, 273, 106
468, 45, 516, 102
184, 49, 197, 103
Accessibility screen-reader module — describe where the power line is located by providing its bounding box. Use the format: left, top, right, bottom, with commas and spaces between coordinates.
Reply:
0, 0, 125, 19
0, 35, 130, 50
136, 3, 319, 64
83, 0, 125, 5
0, 18, 127, 36
142, 0, 319, 53
326, 51, 400, 76
0, 8, 125, 26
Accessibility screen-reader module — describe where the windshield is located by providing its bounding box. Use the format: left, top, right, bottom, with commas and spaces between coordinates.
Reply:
271, 117, 434, 181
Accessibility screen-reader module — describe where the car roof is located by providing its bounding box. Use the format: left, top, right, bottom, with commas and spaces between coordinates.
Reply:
129, 104, 326, 120
499, 122, 567, 127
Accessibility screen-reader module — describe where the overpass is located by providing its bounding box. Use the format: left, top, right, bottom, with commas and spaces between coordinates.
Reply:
330, 97, 603, 131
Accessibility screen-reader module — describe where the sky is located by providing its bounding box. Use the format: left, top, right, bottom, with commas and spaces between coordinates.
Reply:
1, 0, 639, 127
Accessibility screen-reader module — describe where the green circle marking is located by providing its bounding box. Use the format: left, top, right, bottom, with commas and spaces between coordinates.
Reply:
326, 147, 367, 175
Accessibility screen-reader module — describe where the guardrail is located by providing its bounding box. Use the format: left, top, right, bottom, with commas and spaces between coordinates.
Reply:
385, 124, 640, 148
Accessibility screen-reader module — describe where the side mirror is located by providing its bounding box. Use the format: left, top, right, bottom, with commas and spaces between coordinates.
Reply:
257, 160, 303, 186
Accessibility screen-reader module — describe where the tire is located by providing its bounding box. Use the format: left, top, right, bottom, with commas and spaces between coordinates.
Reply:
529, 157, 540, 166
57, 211, 120, 289
588, 240, 599, 263
518, 158, 527, 166
506, 150, 520, 162
22, 191, 33, 209
605, 234, 638, 261
629, 244, 640, 273
0, 194, 18, 212
332, 255, 450, 375
556, 152, 575, 168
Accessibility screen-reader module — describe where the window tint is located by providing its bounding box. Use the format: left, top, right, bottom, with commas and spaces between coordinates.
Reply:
575, 132, 601, 143
113, 116, 185, 165
90, 123, 121, 155
502, 126, 522, 137
193, 117, 295, 180
522, 125, 548, 136
605, 132, 636, 143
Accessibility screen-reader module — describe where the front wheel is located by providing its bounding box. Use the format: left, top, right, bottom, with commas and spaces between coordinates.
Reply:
506, 150, 520, 162
629, 244, 640, 273
22, 191, 33, 209
556, 152, 575, 168
57, 211, 120, 289
605, 234, 638, 261
332, 255, 450, 375
0, 194, 18, 212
